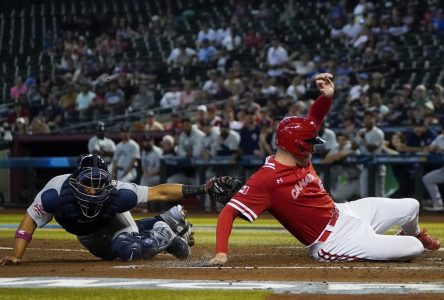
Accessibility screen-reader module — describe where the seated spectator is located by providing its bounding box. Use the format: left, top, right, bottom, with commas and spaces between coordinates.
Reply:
197, 22, 216, 45
214, 77, 233, 100
43, 93, 64, 129
180, 80, 199, 108
202, 71, 219, 99
105, 79, 125, 115
244, 28, 263, 48
289, 53, 315, 77
222, 27, 242, 51
166, 41, 196, 67
224, 69, 244, 97
286, 75, 306, 101
75, 82, 96, 120
130, 82, 155, 112
7, 103, 30, 125
144, 110, 164, 132
59, 83, 77, 116
215, 20, 230, 45
216, 46, 230, 74
12, 117, 28, 135
29, 115, 50, 134
10, 77, 28, 102
197, 39, 217, 64
90, 84, 107, 117
342, 14, 362, 44
26, 83, 43, 117
160, 80, 181, 108
266, 37, 289, 77
348, 73, 370, 103
161, 134, 176, 156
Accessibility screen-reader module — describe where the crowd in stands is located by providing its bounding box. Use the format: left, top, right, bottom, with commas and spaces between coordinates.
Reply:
1, 0, 444, 211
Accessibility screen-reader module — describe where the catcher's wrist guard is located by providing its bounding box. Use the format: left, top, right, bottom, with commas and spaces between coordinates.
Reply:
182, 185, 206, 198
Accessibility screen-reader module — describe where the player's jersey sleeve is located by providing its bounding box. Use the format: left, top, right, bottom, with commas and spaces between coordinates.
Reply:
27, 174, 70, 228
115, 181, 148, 210
226, 171, 271, 222
307, 95, 333, 128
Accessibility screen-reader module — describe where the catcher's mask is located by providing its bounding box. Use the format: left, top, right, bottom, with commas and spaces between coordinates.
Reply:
275, 116, 325, 157
70, 154, 115, 218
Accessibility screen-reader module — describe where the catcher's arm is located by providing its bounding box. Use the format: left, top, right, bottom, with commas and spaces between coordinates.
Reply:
1, 212, 37, 265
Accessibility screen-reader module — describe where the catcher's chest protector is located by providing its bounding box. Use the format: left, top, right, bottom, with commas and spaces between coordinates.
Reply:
53, 178, 120, 236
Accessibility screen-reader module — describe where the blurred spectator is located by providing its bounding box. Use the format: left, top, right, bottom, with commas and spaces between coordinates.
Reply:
348, 72, 370, 103
75, 82, 95, 120
180, 80, 199, 108
129, 82, 155, 112
13, 117, 28, 135
10, 77, 28, 102
286, 75, 306, 101
412, 84, 431, 110
266, 37, 288, 77
244, 28, 263, 48
160, 80, 181, 108
395, 119, 437, 154
354, 110, 385, 197
258, 120, 274, 157
112, 124, 140, 182
29, 115, 50, 134
7, 103, 30, 125
164, 111, 183, 135
222, 27, 242, 51
202, 71, 219, 99
239, 110, 261, 156
224, 70, 244, 97
105, 79, 125, 115
197, 22, 216, 45
197, 39, 217, 64
161, 134, 176, 156
215, 21, 230, 45
166, 41, 196, 67
144, 110, 164, 132
289, 53, 315, 77
59, 83, 77, 115
214, 77, 233, 100
26, 83, 43, 117
342, 15, 362, 44
88, 121, 116, 170
323, 132, 361, 202
43, 93, 64, 129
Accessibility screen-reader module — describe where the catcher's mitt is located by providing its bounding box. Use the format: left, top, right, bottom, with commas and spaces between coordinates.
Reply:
205, 176, 243, 205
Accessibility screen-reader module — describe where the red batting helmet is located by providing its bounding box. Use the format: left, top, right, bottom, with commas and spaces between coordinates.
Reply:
275, 117, 325, 157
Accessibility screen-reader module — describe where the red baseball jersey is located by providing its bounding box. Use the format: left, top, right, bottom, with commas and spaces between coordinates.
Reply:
227, 155, 334, 246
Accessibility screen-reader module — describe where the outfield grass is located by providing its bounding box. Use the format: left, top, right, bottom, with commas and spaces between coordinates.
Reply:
1, 288, 270, 300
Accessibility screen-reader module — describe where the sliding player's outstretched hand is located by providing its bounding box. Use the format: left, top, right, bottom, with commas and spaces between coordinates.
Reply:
315, 73, 334, 98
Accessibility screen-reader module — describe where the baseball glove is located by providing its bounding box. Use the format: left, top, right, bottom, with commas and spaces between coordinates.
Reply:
205, 176, 243, 205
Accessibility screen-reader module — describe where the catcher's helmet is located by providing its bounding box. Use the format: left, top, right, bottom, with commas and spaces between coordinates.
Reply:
70, 154, 115, 218
275, 116, 325, 157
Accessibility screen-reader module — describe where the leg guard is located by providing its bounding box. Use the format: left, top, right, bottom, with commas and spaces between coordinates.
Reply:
110, 221, 175, 261
159, 205, 194, 246
167, 236, 192, 260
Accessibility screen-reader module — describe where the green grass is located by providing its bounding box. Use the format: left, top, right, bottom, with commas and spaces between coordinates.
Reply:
0, 288, 270, 300
0, 215, 443, 245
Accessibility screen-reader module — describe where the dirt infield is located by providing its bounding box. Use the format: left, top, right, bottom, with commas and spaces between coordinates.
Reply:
0, 238, 443, 282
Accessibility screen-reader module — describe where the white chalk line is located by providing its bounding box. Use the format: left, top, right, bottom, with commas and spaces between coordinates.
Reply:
113, 265, 444, 271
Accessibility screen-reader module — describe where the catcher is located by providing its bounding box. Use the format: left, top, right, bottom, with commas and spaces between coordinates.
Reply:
0, 154, 241, 265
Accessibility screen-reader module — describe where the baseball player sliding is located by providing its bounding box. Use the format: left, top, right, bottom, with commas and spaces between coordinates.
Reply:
0, 154, 238, 265
209, 73, 440, 265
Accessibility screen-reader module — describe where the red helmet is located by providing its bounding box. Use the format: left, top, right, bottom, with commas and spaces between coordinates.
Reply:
275, 116, 325, 157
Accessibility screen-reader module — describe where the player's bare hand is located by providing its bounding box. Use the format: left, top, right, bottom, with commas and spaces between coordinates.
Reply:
315, 73, 334, 98
208, 252, 227, 266
0, 256, 21, 266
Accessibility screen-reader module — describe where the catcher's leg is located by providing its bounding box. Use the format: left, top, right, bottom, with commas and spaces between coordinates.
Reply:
111, 221, 175, 261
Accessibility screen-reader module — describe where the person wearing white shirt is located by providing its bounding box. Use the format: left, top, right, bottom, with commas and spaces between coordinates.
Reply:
222, 28, 241, 51
88, 122, 116, 171
160, 80, 181, 108
166, 42, 196, 67
286, 75, 306, 100
342, 15, 362, 44
266, 39, 288, 77
197, 24, 216, 45
76, 83, 96, 117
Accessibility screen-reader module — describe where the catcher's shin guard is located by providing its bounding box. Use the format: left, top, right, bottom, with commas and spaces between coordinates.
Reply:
111, 221, 174, 261
167, 235, 192, 260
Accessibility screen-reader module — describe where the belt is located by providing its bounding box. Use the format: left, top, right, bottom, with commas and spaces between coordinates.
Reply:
318, 206, 339, 243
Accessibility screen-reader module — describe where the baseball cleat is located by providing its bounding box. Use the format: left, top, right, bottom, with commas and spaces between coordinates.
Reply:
416, 229, 440, 251
159, 205, 194, 246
